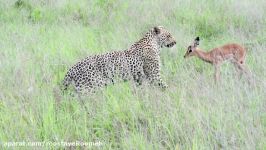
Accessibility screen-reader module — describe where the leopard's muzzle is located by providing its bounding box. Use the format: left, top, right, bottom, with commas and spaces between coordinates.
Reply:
166, 41, 176, 48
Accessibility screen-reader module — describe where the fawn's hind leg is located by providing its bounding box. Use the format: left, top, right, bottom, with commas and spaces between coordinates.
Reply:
235, 61, 248, 75
233, 62, 244, 78
214, 63, 221, 84
234, 61, 253, 85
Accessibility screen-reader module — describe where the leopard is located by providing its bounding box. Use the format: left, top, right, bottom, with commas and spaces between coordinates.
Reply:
62, 26, 176, 93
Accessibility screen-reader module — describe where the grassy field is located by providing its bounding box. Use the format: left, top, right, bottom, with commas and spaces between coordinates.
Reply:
0, 0, 266, 149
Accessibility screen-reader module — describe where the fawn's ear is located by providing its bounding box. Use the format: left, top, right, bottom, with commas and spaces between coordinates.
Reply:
154, 26, 161, 35
194, 37, 200, 46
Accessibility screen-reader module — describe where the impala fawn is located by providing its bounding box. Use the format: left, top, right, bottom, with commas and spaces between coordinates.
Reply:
184, 37, 251, 83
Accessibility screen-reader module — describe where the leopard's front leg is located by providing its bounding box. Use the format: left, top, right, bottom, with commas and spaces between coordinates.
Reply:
143, 58, 168, 89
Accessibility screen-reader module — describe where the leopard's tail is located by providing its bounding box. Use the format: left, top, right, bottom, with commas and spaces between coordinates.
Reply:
61, 73, 72, 91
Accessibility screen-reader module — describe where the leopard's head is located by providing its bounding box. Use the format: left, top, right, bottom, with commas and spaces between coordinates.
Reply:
153, 26, 176, 48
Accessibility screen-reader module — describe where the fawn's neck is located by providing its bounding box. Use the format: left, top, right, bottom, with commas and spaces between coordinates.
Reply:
194, 49, 213, 64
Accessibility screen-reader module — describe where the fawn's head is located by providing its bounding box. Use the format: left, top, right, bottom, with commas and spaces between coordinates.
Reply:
184, 37, 200, 58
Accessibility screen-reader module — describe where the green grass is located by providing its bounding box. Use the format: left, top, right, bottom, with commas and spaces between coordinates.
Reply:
0, 0, 266, 149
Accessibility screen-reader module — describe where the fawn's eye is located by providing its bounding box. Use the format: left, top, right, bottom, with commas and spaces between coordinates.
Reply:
188, 46, 192, 53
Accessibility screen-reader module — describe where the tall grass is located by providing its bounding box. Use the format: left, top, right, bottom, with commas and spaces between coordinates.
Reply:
0, 0, 265, 149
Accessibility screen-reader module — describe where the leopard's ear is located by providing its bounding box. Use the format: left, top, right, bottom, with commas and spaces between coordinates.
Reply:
154, 26, 161, 35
